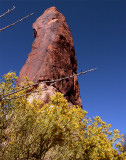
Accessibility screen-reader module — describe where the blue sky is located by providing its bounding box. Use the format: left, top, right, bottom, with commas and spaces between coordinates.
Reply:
0, 0, 125, 134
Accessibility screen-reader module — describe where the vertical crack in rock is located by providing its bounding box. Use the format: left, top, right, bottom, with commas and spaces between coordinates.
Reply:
18, 6, 82, 107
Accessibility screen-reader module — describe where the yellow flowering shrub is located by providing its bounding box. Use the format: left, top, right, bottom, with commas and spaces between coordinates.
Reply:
0, 73, 126, 160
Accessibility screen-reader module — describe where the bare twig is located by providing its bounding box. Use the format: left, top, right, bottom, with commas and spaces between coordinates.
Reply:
0, 68, 97, 101
0, 75, 4, 81
0, 6, 15, 18
3, 87, 49, 100
0, 13, 34, 32
3, 81, 56, 100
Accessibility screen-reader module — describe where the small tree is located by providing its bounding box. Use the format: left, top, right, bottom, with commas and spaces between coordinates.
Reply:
0, 72, 126, 159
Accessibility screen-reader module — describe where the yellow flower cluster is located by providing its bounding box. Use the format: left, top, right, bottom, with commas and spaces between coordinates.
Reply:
0, 72, 126, 160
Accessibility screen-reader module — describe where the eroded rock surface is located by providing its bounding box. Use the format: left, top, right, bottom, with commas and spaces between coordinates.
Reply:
18, 6, 82, 107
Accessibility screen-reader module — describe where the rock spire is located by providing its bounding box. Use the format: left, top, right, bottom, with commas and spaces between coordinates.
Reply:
18, 6, 82, 107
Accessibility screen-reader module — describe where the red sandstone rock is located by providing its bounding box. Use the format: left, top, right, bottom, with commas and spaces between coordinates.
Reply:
18, 6, 82, 107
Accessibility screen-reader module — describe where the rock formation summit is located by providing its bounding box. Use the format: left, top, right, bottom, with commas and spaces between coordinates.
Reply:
18, 6, 82, 107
